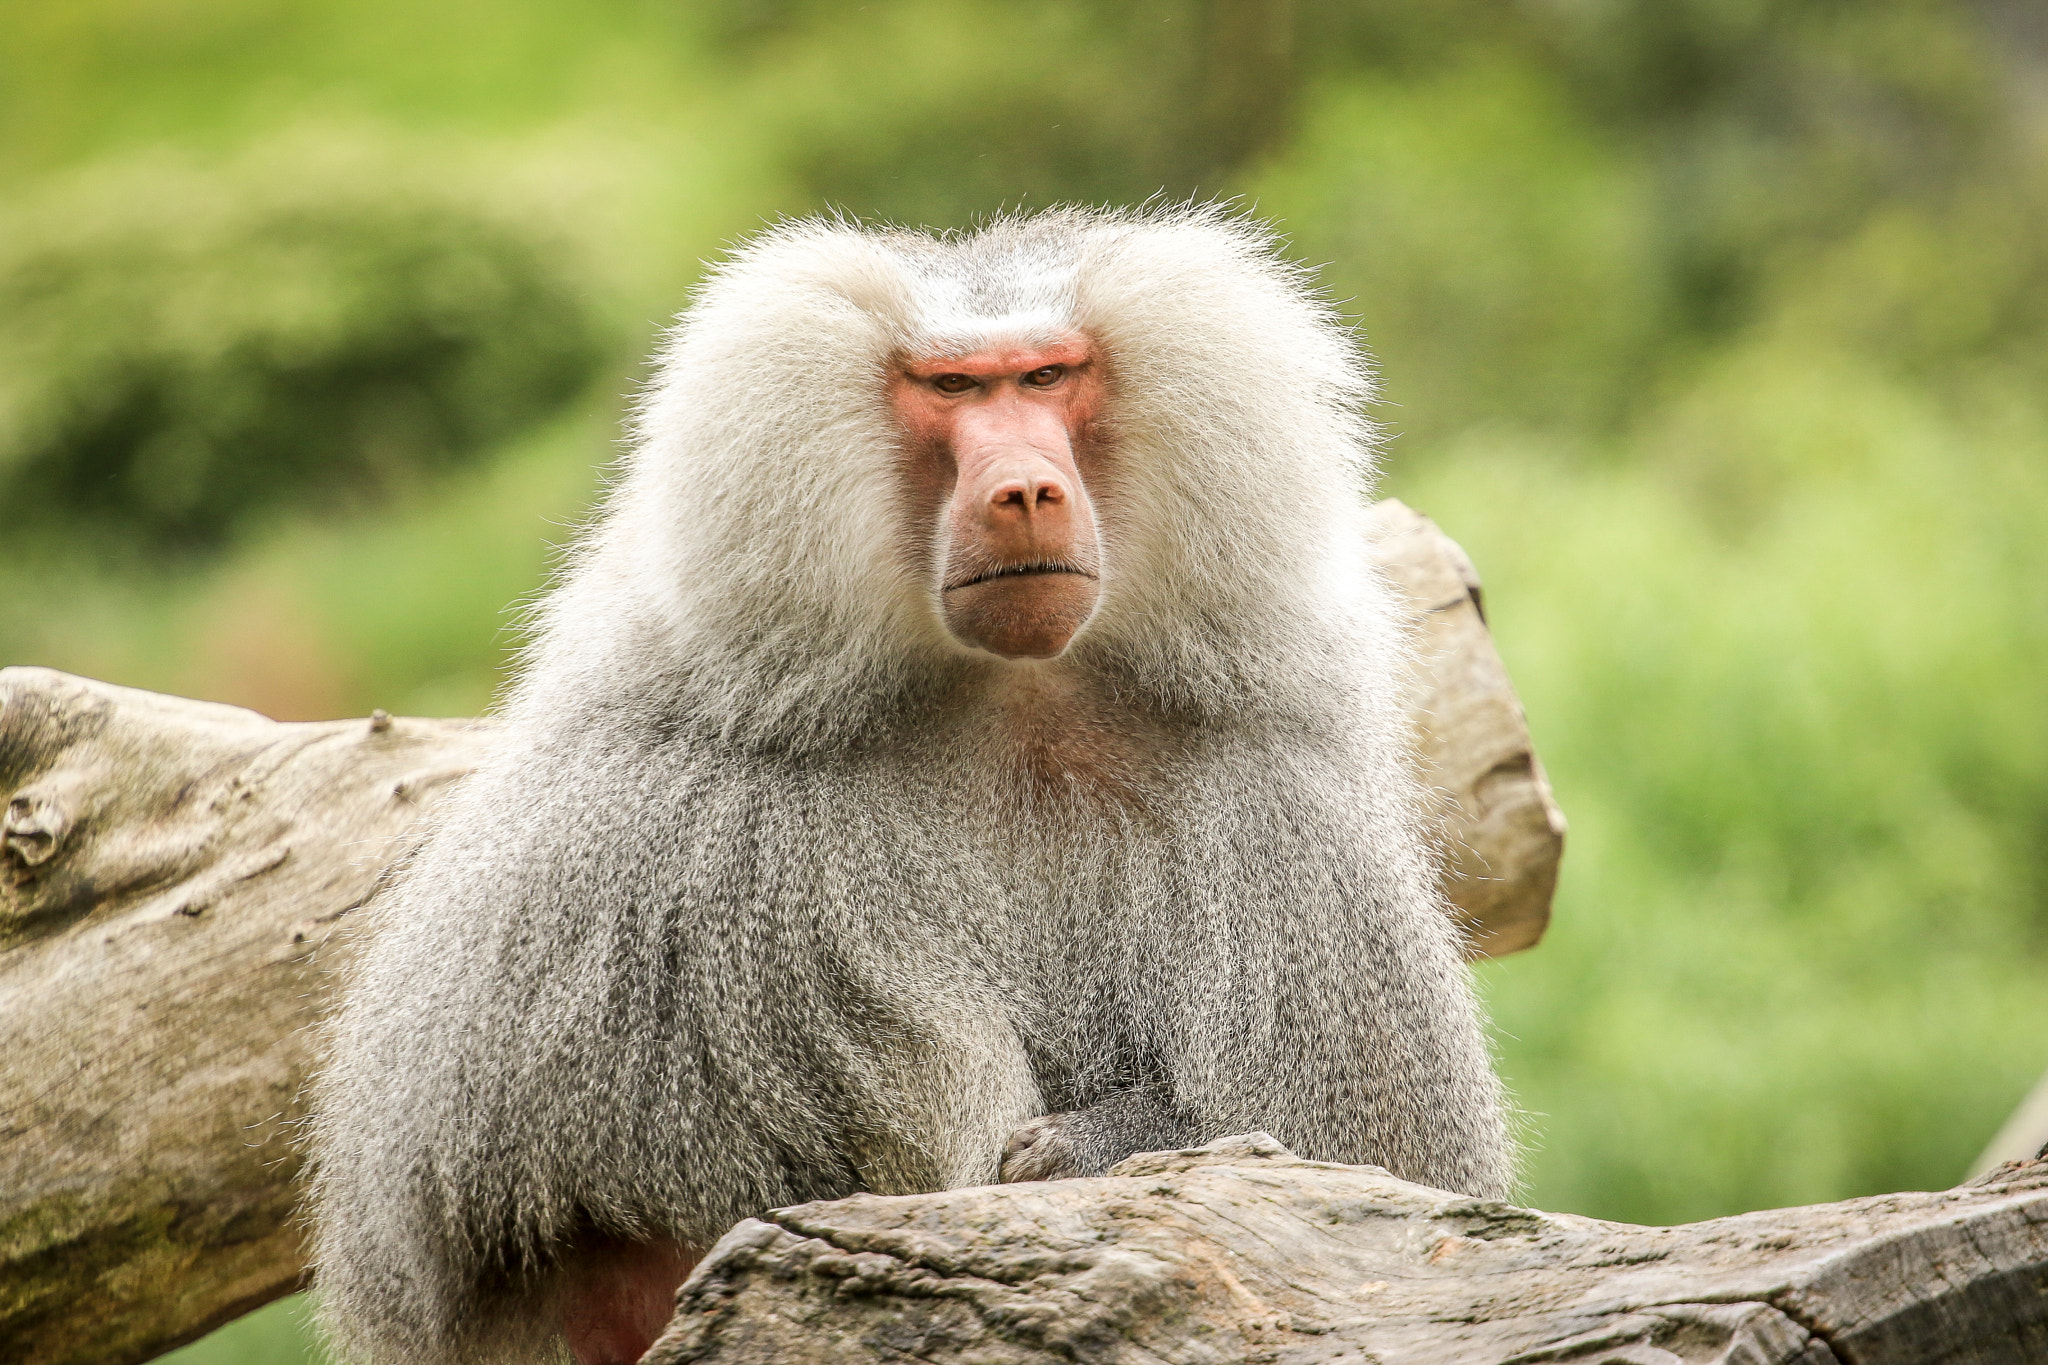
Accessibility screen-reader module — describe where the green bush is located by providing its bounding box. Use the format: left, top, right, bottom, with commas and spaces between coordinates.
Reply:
0, 152, 602, 553
1239, 2, 2048, 1221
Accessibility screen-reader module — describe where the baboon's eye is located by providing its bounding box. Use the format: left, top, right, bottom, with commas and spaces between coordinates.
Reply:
1022, 366, 1066, 387
932, 373, 977, 394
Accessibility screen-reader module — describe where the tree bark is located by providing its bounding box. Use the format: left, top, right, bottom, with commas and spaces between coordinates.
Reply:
1369, 499, 1564, 957
649, 1134, 2048, 1365
0, 500, 1558, 1363
0, 680, 494, 1364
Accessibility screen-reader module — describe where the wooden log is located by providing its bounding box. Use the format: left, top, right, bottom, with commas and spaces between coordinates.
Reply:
0, 675, 495, 1365
0, 502, 1558, 1363
1367, 498, 1564, 957
648, 1133, 2048, 1365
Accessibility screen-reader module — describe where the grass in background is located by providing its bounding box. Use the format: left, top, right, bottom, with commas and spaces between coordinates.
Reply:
159, 1301, 322, 1365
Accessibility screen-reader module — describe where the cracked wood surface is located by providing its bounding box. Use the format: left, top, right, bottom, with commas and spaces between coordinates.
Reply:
0, 676, 495, 1365
0, 500, 1558, 1363
650, 1134, 2048, 1365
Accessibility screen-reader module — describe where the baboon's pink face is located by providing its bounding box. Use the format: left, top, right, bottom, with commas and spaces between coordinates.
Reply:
889, 334, 1107, 660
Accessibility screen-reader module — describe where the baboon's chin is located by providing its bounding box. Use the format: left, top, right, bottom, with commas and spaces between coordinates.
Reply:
942, 573, 1099, 660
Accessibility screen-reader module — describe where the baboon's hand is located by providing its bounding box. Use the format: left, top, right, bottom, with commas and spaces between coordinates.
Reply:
1000, 1112, 1085, 1182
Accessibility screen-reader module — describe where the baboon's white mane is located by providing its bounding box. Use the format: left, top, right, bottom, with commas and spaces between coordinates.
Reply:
519, 205, 1392, 746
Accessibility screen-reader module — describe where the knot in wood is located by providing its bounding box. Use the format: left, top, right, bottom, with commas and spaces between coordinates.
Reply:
3, 791, 69, 869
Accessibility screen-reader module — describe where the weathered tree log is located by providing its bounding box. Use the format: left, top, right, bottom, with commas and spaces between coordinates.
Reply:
0, 501, 1558, 1363
649, 1133, 2048, 1365
1369, 499, 1564, 957
0, 686, 495, 1364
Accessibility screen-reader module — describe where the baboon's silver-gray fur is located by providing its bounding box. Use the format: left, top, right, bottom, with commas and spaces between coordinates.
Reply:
307, 205, 1514, 1365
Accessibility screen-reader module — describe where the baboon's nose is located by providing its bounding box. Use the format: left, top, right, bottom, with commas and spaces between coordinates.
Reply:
941, 444, 1101, 659
962, 453, 1081, 560
984, 464, 1070, 527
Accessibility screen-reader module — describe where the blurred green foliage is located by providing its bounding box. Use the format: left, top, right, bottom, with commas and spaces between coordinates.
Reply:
2, 2, 2044, 1361
0, 150, 602, 552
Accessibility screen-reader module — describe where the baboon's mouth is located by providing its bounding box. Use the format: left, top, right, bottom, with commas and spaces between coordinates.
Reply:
945, 562, 1098, 592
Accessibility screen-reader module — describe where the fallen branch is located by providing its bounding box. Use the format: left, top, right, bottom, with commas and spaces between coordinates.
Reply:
0, 500, 1559, 1363
652, 1134, 2048, 1365
0, 683, 494, 1363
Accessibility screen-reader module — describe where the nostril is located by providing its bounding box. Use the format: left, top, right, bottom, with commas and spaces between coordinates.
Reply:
982, 471, 1071, 518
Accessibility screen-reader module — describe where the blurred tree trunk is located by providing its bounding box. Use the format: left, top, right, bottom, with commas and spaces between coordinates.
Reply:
647, 1134, 2048, 1365
1186, 0, 1299, 183
0, 501, 1555, 1364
